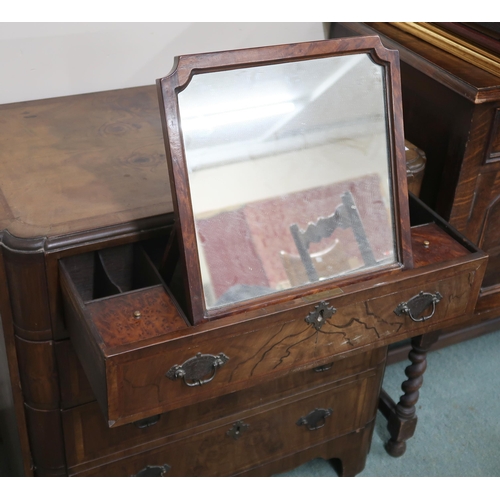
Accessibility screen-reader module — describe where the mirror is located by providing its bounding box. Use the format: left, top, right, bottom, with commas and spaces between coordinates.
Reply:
158, 37, 411, 323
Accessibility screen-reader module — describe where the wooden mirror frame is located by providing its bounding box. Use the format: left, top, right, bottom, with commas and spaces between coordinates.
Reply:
157, 36, 412, 325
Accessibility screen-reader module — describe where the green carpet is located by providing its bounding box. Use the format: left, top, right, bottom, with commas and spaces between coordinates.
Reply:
277, 330, 500, 477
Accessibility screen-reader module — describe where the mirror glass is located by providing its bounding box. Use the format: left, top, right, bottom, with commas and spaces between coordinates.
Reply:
177, 53, 396, 310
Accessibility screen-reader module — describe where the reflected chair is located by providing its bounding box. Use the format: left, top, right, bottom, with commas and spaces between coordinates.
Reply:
285, 191, 376, 284
280, 239, 361, 287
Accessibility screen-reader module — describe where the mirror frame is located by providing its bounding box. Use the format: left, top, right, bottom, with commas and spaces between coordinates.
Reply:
157, 36, 412, 325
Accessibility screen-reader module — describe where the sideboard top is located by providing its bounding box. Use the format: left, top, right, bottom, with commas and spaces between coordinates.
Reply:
0, 85, 173, 240
332, 23, 500, 104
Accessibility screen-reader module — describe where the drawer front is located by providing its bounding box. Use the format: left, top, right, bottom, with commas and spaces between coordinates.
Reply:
108, 262, 481, 425
62, 348, 385, 469
72, 368, 381, 476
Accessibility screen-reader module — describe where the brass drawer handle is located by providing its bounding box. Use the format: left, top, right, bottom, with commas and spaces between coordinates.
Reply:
166, 352, 229, 387
296, 407, 333, 431
133, 464, 171, 477
394, 291, 443, 322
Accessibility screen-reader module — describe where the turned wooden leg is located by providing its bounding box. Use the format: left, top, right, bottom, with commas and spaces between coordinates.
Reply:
379, 331, 439, 457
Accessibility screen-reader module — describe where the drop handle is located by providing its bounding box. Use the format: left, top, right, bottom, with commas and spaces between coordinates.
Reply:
394, 291, 443, 322
166, 352, 229, 387
296, 407, 333, 431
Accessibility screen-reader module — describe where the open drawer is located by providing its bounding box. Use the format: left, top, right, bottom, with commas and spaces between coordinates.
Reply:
59, 195, 487, 427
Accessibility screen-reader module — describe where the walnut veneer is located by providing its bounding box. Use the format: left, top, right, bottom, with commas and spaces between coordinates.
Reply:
0, 83, 487, 476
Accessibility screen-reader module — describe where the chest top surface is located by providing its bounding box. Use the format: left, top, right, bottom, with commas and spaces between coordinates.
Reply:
0, 85, 173, 240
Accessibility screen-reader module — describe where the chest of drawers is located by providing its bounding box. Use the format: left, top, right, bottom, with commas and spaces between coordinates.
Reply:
0, 81, 487, 476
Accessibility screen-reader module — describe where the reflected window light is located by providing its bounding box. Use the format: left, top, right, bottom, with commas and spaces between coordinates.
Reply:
182, 101, 296, 133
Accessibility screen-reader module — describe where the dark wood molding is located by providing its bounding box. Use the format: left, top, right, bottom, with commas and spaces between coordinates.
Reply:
24, 404, 67, 476
1, 231, 46, 253
44, 213, 174, 253
330, 23, 500, 103
0, 247, 34, 476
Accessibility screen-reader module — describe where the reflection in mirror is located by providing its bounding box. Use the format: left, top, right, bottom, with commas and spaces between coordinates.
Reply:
178, 53, 396, 310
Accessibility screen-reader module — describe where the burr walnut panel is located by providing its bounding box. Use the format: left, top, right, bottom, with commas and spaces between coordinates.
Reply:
109, 262, 481, 425
60, 220, 486, 428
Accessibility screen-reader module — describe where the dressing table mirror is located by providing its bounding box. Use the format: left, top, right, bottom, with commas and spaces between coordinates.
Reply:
157, 37, 412, 325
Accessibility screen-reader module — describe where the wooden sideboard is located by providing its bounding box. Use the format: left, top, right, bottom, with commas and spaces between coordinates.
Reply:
331, 23, 500, 331
0, 84, 487, 476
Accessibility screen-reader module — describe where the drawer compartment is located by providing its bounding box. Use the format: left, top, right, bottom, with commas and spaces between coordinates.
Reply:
62, 348, 385, 470
60, 199, 487, 427
70, 364, 382, 476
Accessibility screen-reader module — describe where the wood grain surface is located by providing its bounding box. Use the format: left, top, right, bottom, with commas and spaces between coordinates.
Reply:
331, 22, 500, 307
61, 349, 385, 470
59, 221, 486, 427
0, 86, 172, 238
71, 369, 381, 477
333, 23, 500, 102
0, 53, 492, 476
